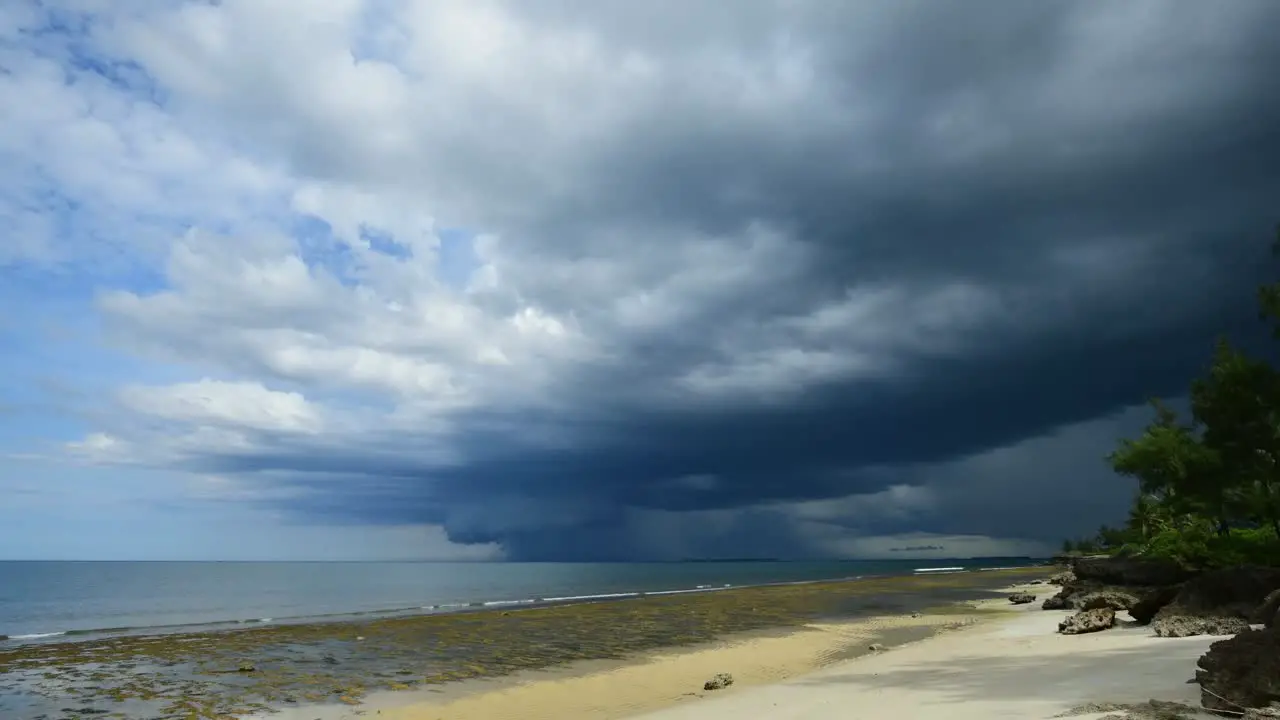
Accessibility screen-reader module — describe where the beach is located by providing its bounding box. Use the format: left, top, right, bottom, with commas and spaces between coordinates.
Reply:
2, 565, 1236, 720
303, 579, 1224, 720
268, 609, 976, 720
0, 565, 1049, 719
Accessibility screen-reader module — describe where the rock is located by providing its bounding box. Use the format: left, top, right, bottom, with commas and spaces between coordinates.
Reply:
1043, 593, 1070, 610
1243, 708, 1280, 720
1077, 589, 1142, 612
1155, 615, 1251, 638
1041, 580, 1096, 610
1048, 570, 1077, 586
1250, 589, 1280, 628
1058, 607, 1116, 635
1196, 627, 1280, 713
1129, 585, 1183, 625
868, 643, 886, 652
703, 673, 734, 691
1153, 567, 1280, 637
1175, 567, 1280, 616
1009, 593, 1037, 605
1028, 579, 1046, 585
1072, 556, 1195, 587
911, 612, 921, 618
237, 661, 256, 673
1040, 583, 1140, 612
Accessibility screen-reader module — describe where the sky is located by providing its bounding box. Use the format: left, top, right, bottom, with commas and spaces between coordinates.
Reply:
2, 0, 1278, 562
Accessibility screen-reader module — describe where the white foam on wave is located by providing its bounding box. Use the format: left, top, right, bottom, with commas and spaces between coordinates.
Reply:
9, 631, 67, 640
542, 591, 640, 603
644, 587, 719, 597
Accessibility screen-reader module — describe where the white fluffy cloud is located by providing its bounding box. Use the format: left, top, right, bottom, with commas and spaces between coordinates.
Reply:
119, 380, 324, 434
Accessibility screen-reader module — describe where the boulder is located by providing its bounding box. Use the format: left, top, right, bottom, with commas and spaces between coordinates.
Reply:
703, 673, 734, 691
1072, 556, 1195, 587
1043, 591, 1070, 610
1040, 583, 1141, 612
1129, 585, 1183, 625
1077, 589, 1142, 612
1059, 607, 1116, 635
1196, 627, 1280, 713
1009, 593, 1037, 605
1250, 589, 1280, 628
1153, 567, 1280, 637
1154, 615, 1251, 638
868, 643, 886, 652
1042, 582, 1092, 610
1048, 570, 1076, 586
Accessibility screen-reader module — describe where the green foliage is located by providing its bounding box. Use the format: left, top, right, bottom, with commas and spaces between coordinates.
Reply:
1143, 524, 1280, 568
1066, 225, 1280, 567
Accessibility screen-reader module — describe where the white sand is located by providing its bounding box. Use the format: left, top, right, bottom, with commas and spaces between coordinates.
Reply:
631, 602, 1222, 720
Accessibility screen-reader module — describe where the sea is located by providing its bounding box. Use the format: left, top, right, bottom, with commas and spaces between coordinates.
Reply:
0, 557, 1041, 644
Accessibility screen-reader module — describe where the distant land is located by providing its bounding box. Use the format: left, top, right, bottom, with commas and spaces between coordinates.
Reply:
889, 546, 945, 552
676, 558, 783, 563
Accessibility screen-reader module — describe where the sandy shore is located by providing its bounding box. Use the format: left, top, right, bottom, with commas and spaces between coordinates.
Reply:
287, 582, 1225, 720
371, 611, 971, 720
629, 604, 1224, 719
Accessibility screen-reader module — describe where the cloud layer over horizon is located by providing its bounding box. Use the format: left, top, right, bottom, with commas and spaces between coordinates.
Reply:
2, 0, 1278, 561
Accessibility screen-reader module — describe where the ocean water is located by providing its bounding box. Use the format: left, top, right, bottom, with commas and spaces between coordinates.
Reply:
0, 557, 1039, 642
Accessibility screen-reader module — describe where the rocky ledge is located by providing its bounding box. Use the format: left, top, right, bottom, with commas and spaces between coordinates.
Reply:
1151, 567, 1280, 638
1044, 558, 1280, 639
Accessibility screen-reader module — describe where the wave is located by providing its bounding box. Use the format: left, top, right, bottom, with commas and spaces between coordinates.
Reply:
7, 631, 67, 640
1, 560, 1039, 645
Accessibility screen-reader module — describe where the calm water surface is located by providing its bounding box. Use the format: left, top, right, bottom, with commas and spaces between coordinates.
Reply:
0, 558, 1039, 641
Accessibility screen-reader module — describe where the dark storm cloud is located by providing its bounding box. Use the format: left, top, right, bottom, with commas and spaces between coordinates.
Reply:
86, 0, 1280, 559
454, 1, 1279, 554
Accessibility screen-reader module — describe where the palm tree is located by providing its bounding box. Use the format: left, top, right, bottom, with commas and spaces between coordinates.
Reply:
1127, 492, 1166, 542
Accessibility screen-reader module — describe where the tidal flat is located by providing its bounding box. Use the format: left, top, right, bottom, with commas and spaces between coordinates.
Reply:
0, 567, 1047, 720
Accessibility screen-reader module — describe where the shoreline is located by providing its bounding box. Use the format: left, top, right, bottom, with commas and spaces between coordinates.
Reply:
0, 566, 1051, 719
0, 560, 1048, 648
254, 614, 986, 720
252, 579, 1046, 720
284, 576, 1229, 720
